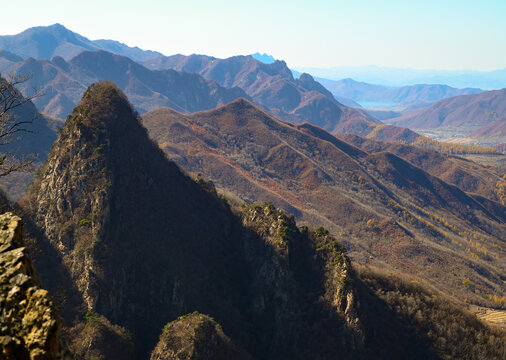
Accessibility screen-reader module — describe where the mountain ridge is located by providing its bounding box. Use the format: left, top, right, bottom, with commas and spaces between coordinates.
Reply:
141, 53, 421, 139
11, 82, 505, 359
320, 77, 483, 112
387, 88, 506, 142
142, 98, 506, 311
0, 50, 248, 118
0, 24, 162, 61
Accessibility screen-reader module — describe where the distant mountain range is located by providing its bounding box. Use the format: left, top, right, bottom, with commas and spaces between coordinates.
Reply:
0, 25, 419, 141
10, 24, 504, 147
319, 78, 482, 111
140, 52, 422, 139
1, 24, 505, 359
0, 23, 162, 61
388, 89, 506, 141
251, 52, 276, 64
0, 50, 247, 118
295, 65, 506, 90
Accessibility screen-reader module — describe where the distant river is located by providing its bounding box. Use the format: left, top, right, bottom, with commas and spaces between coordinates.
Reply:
356, 101, 399, 108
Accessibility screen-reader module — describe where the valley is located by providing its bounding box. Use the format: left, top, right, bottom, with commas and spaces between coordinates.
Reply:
0, 20, 504, 360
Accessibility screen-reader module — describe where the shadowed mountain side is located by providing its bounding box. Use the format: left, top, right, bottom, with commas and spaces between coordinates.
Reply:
23, 83, 373, 359
0, 50, 248, 119
142, 98, 506, 309
339, 134, 506, 203
13, 83, 504, 359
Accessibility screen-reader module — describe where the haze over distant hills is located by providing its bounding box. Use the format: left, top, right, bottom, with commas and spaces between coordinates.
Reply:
0, 50, 247, 118
388, 89, 506, 142
251, 52, 276, 64
0, 25, 421, 142
0, 23, 162, 61
296, 65, 506, 90
141, 52, 423, 140
320, 78, 482, 111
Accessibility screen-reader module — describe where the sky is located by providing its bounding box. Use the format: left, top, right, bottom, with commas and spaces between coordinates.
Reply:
1, 0, 505, 70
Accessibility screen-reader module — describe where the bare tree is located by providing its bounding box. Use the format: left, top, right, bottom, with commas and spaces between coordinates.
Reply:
0, 74, 42, 177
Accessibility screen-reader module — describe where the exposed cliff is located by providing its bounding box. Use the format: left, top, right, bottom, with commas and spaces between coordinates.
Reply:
0, 212, 68, 360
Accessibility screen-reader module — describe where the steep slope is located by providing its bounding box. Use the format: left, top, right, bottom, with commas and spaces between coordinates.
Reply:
23, 83, 366, 359
354, 264, 506, 359
0, 24, 161, 61
21, 83, 505, 359
388, 89, 506, 139
0, 50, 247, 118
142, 99, 506, 309
321, 78, 482, 110
339, 133, 506, 203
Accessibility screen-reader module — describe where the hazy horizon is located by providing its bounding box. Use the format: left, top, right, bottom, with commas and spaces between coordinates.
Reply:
2, 0, 505, 71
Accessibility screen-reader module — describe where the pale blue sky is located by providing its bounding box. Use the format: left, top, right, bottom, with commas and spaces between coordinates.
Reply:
1, 0, 505, 70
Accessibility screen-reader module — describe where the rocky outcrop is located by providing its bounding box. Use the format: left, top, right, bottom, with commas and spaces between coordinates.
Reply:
0, 213, 68, 360
150, 312, 250, 360
239, 203, 363, 357
68, 312, 134, 360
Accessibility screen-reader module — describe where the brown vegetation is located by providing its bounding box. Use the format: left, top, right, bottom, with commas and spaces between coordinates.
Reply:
356, 264, 506, 360
412, 136, 502, 155
142, 99, 506, 309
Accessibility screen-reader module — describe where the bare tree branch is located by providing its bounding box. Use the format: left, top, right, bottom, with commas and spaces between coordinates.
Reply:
0, 73, 43, 177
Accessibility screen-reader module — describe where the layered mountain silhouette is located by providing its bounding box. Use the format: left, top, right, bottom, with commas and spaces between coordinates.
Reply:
294, 65, 506, 89
388, 88, 506, 140
250, 52, 276, 64
0, 23, 161, 61
19, 82, 505, 359
320, 78, 482, 111
142, 98, 506, 312
0, 50, 247, 118
0, 50, 420, 143
0, 24, 428, 142
142, 53, 390, 135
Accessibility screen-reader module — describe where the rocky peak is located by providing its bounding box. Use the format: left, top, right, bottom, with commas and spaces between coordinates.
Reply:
27, 82, 145, 312
296, 72, 336, 99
